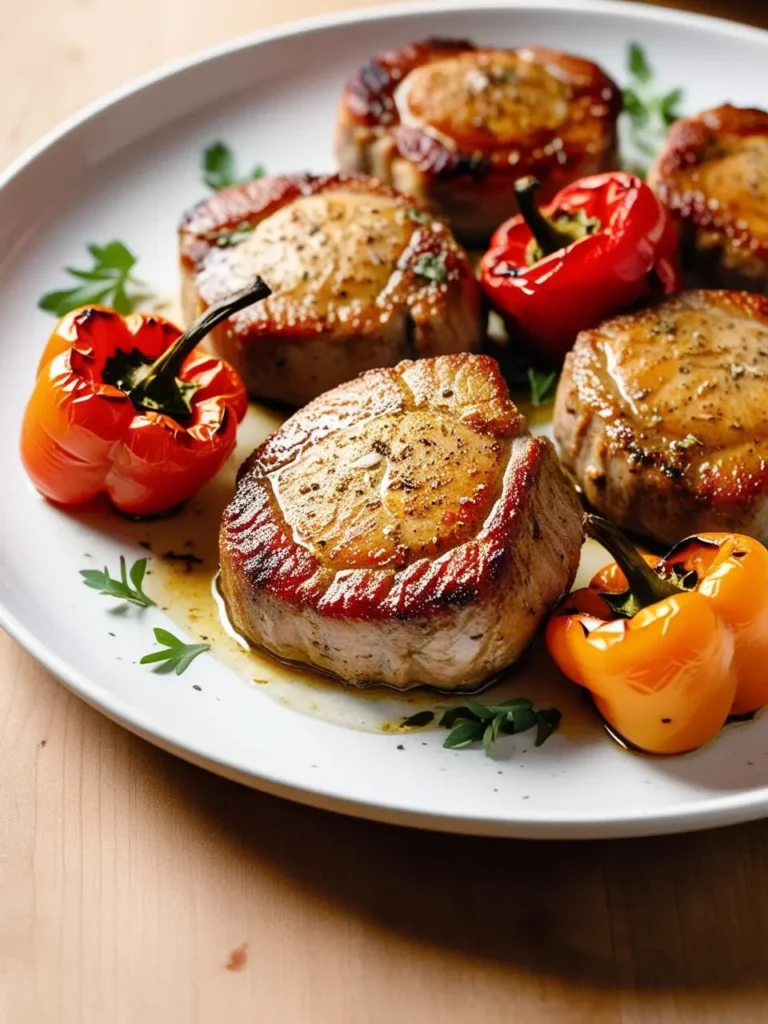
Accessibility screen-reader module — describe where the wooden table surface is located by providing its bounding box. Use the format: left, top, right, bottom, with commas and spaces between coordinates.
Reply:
3, 1, 768, 1021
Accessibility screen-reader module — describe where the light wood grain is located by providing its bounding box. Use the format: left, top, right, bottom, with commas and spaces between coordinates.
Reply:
3, 2, 768, 1022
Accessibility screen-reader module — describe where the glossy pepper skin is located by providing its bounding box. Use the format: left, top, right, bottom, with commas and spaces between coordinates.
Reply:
545, 518, 768, 755
480, 172, 681, 365
21, 280, 269, 517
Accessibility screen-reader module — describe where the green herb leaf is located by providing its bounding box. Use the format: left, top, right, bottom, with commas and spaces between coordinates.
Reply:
622, 87, 645, 119
39, 240, 151, 317
535, 708, 562, 747
140, 627, 211, 675
660, 87, 684, 126
628, 42, 653, 84
622, 43, 684, 178
677, 433, 703, 449
413, 253, 448, 284
439, 705, 474, 729
202, 141, 266, 191
527, 367, 558, 407
466, 699, 496, 722
80, 556, 156, 608
486, 342, 560, 409
438, 697, 561, 755
214, 221, 256, 248
443, 720, 486, 749
407, 207, 431, 225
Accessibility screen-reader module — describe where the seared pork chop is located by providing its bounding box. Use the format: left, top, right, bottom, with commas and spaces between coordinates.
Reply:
179, 173, 483, 406
649, 106, 768, 293
220, 353, 583, 689
335, 38, 621, 246
554, 290, 768, 546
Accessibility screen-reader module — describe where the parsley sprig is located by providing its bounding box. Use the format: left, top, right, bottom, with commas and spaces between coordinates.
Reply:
623, 42, 683, 176
80, 556, 156, 608
39, 241, 151, 317
202, 142, 265, 191
140, 628, 211, 674
440, 699, 561, 754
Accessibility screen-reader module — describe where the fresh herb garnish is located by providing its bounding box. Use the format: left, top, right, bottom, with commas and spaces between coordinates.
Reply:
439, 699, 561, 754
622, 42, 683, 175
488, 341, 559, 408
39, 241, 151, 317
407, 208, 431, 225
140, 627, 211, 674
202, 142, 266, 191
413, 253, 448, 284
676, 433, 704, 449
527, 367, 558, 407
80, 556, 156, 608
214, 221, 255, 248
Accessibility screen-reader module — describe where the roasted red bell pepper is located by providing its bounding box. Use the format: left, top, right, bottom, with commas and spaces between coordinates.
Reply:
480, 172, 681, 365
20, 279, 270, 516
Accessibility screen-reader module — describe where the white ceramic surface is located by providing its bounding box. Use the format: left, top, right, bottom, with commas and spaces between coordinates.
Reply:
2, 0, 768, 839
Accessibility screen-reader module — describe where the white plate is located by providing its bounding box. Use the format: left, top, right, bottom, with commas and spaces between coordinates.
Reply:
3, 0, 768, 840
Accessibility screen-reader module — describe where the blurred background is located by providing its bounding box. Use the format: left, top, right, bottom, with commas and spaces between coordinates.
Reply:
3, 0, 768, 171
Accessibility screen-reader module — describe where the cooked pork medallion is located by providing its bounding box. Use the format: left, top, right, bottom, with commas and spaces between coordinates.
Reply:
220, 353, 583, 690
336, 38, 621, 246
179, 173, 483, 405
554, 290, 768, 546
649, 106, 768, 293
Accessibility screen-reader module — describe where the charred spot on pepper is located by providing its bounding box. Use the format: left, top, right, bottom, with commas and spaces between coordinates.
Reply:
73, 306, 118, 327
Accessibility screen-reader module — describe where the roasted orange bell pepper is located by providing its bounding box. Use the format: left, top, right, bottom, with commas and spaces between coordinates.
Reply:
21, 279, 270, 517
545, 515, 768, 755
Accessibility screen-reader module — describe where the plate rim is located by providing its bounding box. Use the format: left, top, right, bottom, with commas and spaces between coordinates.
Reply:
3, 0, 768, 840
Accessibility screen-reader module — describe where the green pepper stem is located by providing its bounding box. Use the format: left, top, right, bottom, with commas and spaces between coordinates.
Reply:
130, 277, 271, 406
584, 514, 680, 609
514, 176, 577, 257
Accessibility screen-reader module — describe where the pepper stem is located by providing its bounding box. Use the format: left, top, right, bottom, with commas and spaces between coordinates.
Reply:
514, 176, 576, 257
584, 514, 680, 610
130, 277, 271, 410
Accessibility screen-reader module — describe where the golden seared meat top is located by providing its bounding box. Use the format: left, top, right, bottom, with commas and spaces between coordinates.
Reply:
650, 106, 768, 257
565, 291, 768, 500
395, 50, 569, 146
183, 176, 474, 341
271, 409, 509, 571
339, 40, 620, 176
591, 295, 768, 445
198, 190, 412, 329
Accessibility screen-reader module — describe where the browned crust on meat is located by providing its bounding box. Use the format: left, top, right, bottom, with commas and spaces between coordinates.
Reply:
335, 39, 620, 245
338, 39, 621, 178
179, 173, 483, 404
179, 172, 472, 280
554, 290, 768, 545
221, 353, 579, 622
649, 106, 768, 291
